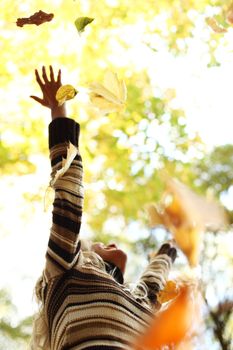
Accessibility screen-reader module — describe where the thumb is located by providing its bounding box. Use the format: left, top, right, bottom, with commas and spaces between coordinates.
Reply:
30, 95, 46, 106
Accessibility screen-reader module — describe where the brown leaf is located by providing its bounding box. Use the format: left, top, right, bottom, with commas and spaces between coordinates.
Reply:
16, 10, 54, 27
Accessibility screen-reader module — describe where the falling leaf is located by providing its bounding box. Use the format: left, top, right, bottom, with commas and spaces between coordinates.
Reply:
50, 142, 78, 187
165, 178, 228, 229
75, 17, 94, 33
146, 204, 163, 227
16, 10, 54, 27
146, 177, 228, 266
135, 286, 194, 349
89, 71, 127, 114
157, 280, 180, 304
56, 85, 78, 106
205, 17, 227, 33
164, 178, 228, 265
226, 3, 233, 25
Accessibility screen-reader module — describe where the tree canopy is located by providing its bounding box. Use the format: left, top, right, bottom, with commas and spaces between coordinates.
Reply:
0, 1, 233, 349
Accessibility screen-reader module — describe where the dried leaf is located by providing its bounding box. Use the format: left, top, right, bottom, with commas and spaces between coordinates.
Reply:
157, 280, 180, 304
16, 10, 54, 27
89, 71, 127, 114
56, 85, 78, 106
50, 142, 78, 187
135, 286, 194, 349
205, 17, 227, 33
75, 17, 94, 33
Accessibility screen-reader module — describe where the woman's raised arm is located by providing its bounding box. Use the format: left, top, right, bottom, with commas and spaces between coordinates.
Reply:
31, 66, 84, 279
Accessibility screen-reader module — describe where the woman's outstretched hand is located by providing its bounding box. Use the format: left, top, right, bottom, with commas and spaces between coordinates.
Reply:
30, 65, 67, 120
157, 240, 177, 263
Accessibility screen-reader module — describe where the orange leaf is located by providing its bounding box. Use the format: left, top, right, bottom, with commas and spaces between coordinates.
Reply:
135, 286, 193, 349
160, 178, 228, 266
157, 280, 180, 304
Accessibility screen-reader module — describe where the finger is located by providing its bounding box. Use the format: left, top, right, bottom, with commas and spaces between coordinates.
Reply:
30, 95, 46, 106
49, 65, 55, 81
56, 69, 61, 84
157, 243, 170, 255
35, 69, 44, 88
168, 247, 177, 262
42, 66, 49, 84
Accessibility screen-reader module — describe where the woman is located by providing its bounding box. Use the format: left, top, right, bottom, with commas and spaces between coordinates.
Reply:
30, 66, 177, 350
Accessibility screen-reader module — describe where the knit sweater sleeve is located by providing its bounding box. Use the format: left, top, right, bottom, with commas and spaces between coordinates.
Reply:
132, 245, 176, 306
45, 117, 84, 279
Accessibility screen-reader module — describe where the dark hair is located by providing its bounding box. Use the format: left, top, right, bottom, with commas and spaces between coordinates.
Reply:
104, 261, 124, 284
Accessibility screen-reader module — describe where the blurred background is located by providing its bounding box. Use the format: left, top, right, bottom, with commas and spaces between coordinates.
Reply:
0, 1, 232, 349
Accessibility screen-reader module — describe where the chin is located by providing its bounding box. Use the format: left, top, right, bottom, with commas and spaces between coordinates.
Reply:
115, 249, 127, 274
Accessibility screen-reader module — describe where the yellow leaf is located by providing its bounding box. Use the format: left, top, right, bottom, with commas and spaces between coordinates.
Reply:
157, 280, 180, 304
56, 84, 78, 106
50, 142, 78, 187
205, 17, 227, 33
146, 204, 163, 227
89, 71, 127, 114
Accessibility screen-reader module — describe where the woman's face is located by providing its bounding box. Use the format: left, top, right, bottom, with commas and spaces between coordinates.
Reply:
91, 242, 127, 274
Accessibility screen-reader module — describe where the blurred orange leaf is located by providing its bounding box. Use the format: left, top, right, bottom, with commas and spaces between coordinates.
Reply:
135, 286, 193, 349
147, 177, 228, 266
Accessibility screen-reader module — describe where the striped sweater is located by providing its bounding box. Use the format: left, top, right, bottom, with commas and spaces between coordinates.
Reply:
41, 117, 176, 350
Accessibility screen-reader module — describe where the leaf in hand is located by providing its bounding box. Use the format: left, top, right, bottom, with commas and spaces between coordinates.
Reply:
56, 85, 78, 106
205, 17, 227, 33
50, 142, 78, 187
157, 280, 180, 304
16, 10, 54, 27
75, 17, 94, 33
89, 71, 127, 114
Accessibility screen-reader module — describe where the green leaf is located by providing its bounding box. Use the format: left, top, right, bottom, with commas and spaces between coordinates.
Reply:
74, 17, 94, 33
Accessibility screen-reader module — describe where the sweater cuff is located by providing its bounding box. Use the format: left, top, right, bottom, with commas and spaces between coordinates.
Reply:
49, 118, 80, 149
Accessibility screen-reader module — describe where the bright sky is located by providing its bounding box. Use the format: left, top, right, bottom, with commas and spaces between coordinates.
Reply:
0, 7, 233, 328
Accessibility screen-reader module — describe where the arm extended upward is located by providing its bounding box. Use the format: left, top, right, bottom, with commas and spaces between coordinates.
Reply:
31, 66, 84, 279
